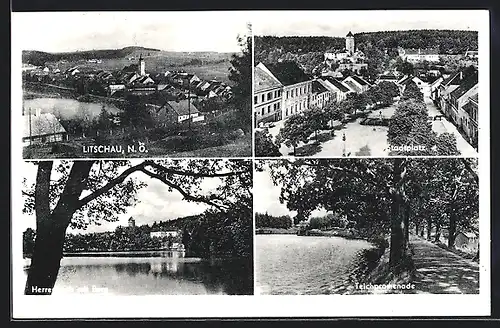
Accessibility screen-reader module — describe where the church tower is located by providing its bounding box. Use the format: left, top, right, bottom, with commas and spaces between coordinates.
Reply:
346, 31, 355, 55
138, 54, 146, 76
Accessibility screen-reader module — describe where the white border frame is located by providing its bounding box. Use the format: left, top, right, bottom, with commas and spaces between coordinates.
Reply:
11, 10, 490, 318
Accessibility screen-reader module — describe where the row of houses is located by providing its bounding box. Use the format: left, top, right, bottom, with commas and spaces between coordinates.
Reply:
254, 61, 372, 124
390, 66, 478, 148
435, 67, 479, 147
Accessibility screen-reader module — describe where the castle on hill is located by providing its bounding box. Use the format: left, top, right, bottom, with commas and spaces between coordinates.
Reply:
323, 31, 368, 74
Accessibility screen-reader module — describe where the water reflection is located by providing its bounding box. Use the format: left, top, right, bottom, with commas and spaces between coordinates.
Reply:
256, 235, 374, 295
24, 253, 253, 295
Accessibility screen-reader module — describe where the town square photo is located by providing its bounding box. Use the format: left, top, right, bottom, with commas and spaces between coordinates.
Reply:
253, 11, 482, 157
15, 12, 252, 159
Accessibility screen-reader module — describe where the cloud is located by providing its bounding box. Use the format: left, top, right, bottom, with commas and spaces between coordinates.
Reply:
254, 10, 483, 36
13, 11, 249, 53
18, 161, 222, 234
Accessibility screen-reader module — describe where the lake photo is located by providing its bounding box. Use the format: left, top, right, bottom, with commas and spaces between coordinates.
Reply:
21, 159, 254, 296
24, 253, 252, 295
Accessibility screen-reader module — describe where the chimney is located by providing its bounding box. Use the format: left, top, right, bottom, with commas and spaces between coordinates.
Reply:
460, 71, 463, 80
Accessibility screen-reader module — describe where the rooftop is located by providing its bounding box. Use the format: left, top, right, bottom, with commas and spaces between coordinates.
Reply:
349, 75, 369, 86
254, 66, 283, 92
23, 112, 67, 138
321, 76, 351, 93
403, 48, 439, 56
262, 61, 310, 86
312, 80, 329, 94
165, 100, 199, 116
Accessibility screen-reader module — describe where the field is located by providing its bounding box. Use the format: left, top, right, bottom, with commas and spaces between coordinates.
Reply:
41, 50, 236, 84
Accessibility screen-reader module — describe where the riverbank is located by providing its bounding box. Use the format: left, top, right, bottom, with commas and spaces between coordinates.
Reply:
255, 227, 298, 235
23, 82, 126, 108
347, 240, 416, 295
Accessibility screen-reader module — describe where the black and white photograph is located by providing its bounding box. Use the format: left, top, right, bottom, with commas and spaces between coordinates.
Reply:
19, 159, 253, 296
15, 12, 252, 159
253, 11, 481, 157
255, 158, 479, 295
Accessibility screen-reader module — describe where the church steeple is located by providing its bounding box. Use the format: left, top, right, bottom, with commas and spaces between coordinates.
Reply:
138, 53, 145, 76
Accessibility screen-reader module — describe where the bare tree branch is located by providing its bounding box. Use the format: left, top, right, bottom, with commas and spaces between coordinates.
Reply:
139, 167, 229, 210
144, 160, 248, 178
76, 162, 148, 209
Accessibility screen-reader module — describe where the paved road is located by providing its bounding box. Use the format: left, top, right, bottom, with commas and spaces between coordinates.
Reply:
425, 98, 477, 156
410, 235, 479, 294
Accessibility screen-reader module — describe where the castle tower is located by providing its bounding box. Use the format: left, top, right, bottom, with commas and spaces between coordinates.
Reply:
346, 31, 355, 55
128, 217, 136, 228
138, 54, 146, 76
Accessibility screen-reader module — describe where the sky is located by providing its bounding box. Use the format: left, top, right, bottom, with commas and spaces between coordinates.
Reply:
253, 10, 484, 36
12, 11, 250, 53
254, 167, 326, 219
19, 160, 221, 234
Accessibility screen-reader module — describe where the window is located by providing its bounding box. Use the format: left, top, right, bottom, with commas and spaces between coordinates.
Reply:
277, 102, 280, 109
254, 96, 257, 104
261, 94, 265, 102
286, 91, 289, 99
267, 92, 272, 101
268, 105, 271, 114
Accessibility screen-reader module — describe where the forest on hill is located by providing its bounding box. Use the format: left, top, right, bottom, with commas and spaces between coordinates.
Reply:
255, 30, 478, 76
255, 30, 477, 56
22, 46, 161, 66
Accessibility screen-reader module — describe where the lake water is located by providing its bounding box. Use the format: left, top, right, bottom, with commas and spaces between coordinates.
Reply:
23, 98, 121, 120
255, 235, 375, 295
23, 252, 253, 295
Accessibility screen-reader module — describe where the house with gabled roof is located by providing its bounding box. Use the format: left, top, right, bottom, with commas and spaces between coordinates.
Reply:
319, 76, 352, 102
461, 93, 478, 148
152, 100, 203, 125
254, 65, 284, 124
310, 80, 335, 109
342, 75, 370, 93
397, 75, 430, 98
398, 48, 440, 63
23, 109, 68, 145
257, 61, 312, 119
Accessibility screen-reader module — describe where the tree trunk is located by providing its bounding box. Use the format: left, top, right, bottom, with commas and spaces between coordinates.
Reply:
24, 213, 72, 295
420, 226, 424, 238
448, 212, 457, 249
415, 222, 419, 235
403, 203, 410, 247
389, 158, 406, 274
426, 218, 432, 240
434, 222, 441, 243
25, 161, 94, 295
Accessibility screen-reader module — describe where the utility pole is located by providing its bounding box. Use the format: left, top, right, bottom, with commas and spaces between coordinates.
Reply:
188, 81, 191, 133
29, 107, 32, 146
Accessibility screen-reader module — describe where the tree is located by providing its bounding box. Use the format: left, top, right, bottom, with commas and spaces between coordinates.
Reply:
265, 158, 478, 275
401, 80, 424, 103
276, 115, 312, 156
388, 99, 434, 155
228, 23, 252, 133
23, 228, 36, 257
255, 130, 281, 157
378, 81, 400, 99
22, 159, 252, 294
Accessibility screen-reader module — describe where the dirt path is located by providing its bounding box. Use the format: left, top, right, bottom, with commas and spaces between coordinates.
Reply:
410, 235, 479, 294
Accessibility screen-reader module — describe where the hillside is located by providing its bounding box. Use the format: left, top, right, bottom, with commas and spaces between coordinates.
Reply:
22, 46, 162, 66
